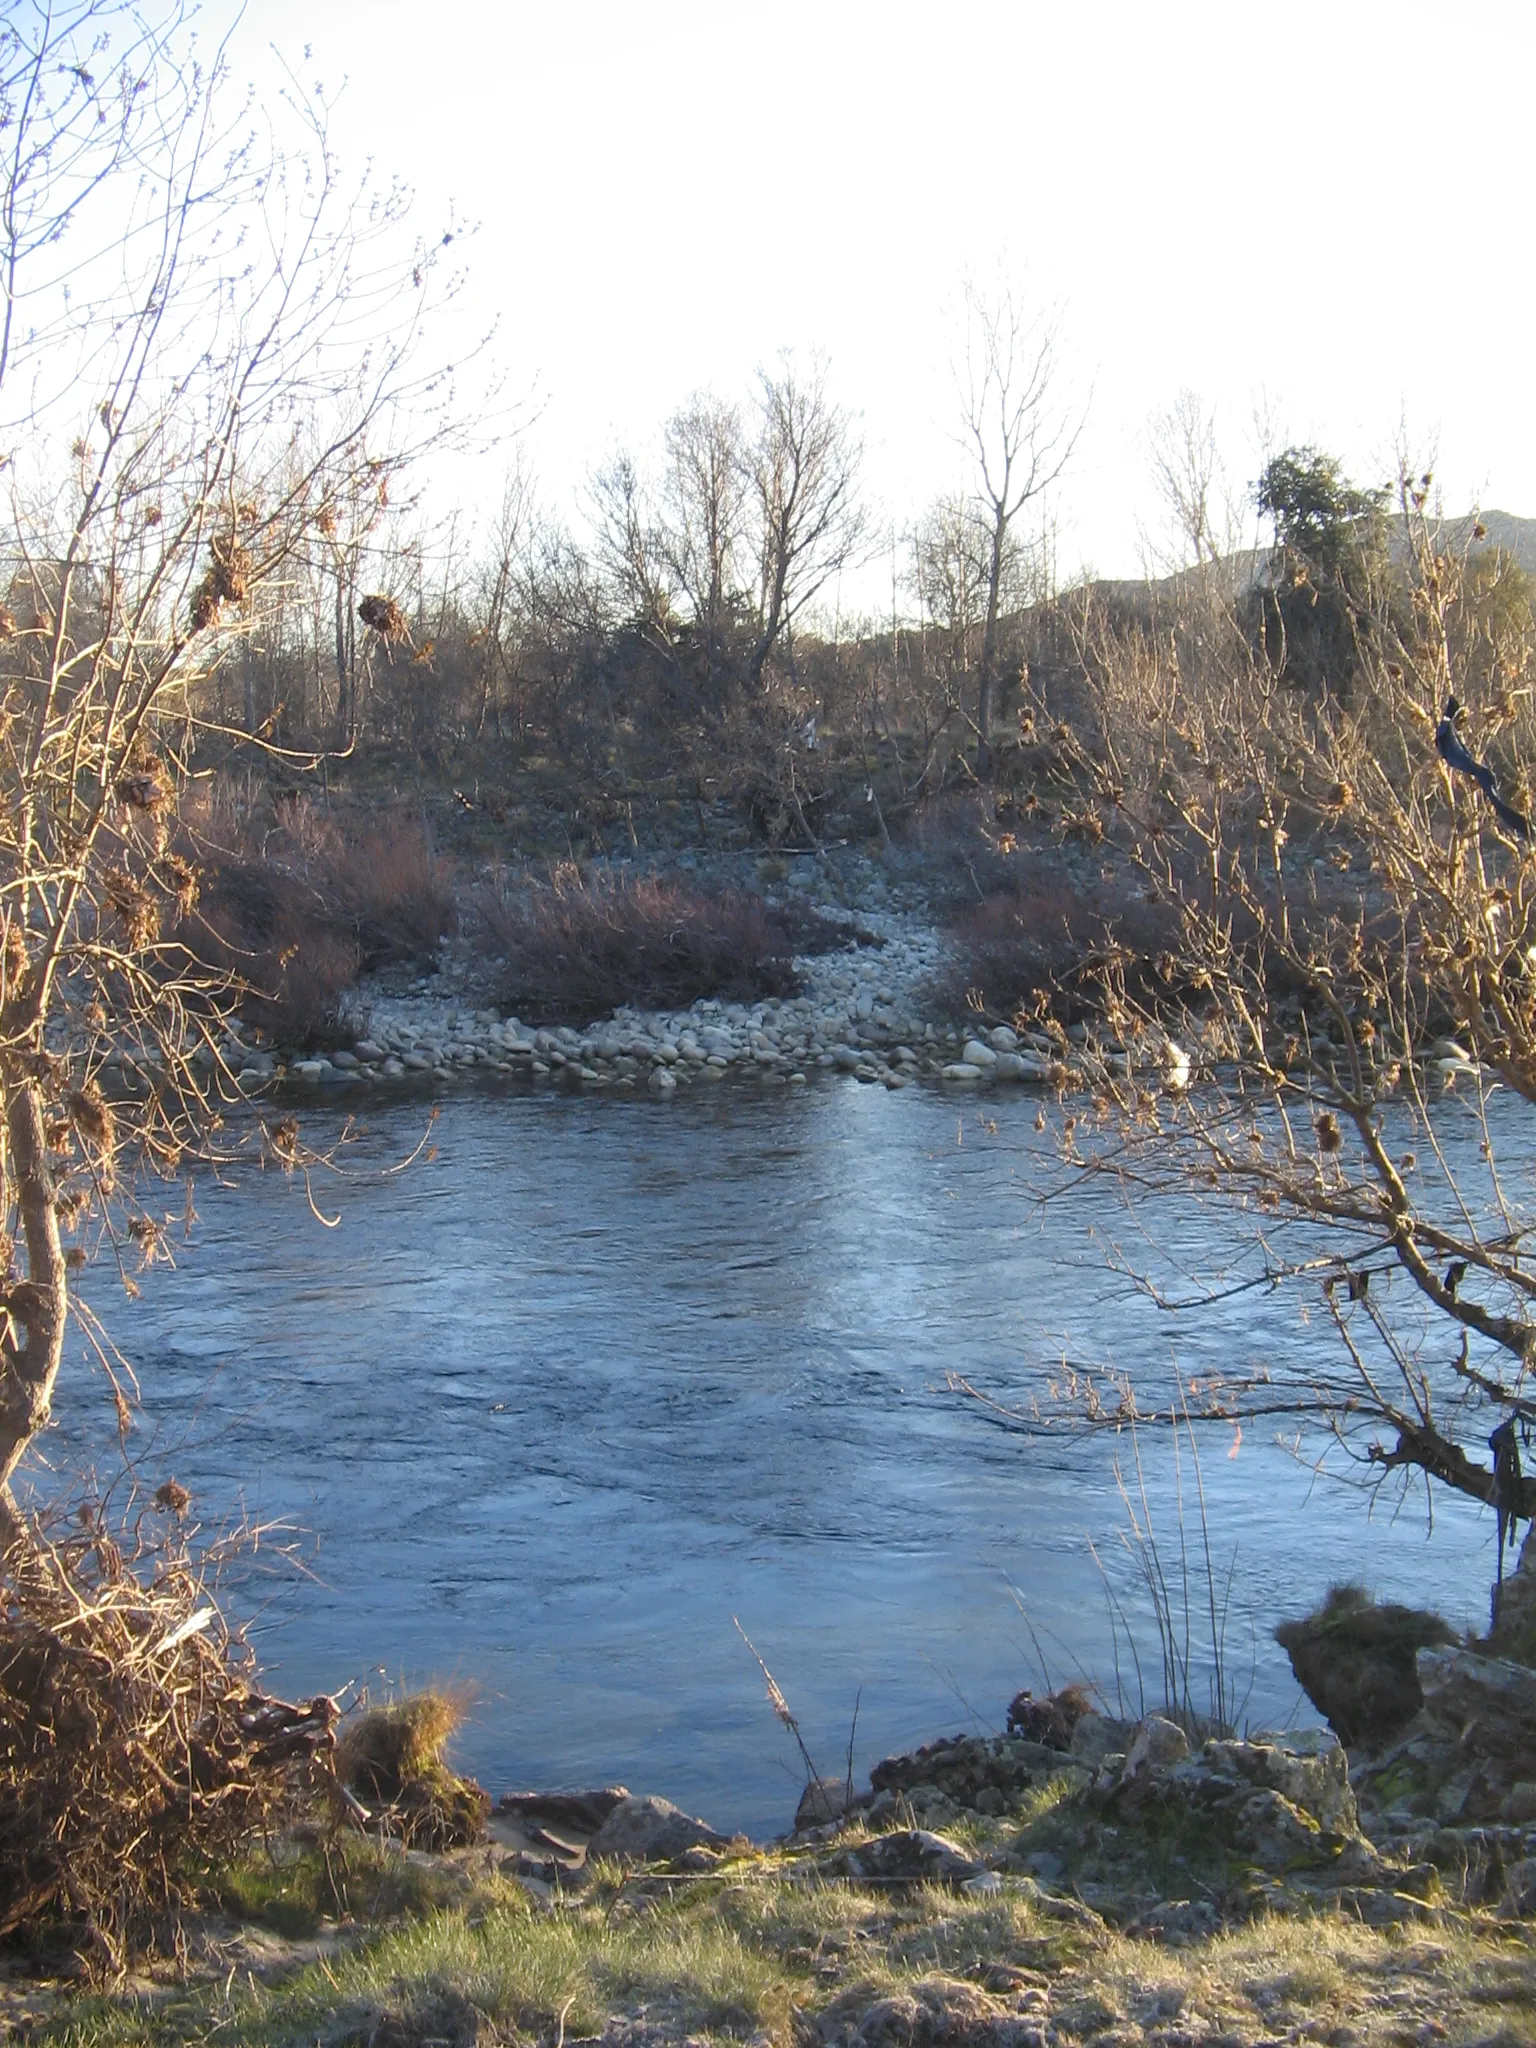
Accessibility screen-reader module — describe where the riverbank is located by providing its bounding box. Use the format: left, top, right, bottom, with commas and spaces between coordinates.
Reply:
12, 1683, 1536, 2048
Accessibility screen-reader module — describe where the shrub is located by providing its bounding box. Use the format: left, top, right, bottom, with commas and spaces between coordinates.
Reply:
477, 865, 852, 1022
0, 1513, 333, 1967
336, 1691, 489, 1851
942, 875, 1184, 1023
174, 792, 456, 1048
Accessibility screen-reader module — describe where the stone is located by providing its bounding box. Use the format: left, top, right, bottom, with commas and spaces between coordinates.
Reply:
1417, 1644, 1536, 1783
1502, 1855, 1536, 1916
494, 1786, 630, 1839
1070, 1711, 1137, 1768
961, 1039, 998, 1068
795, 1776, 855, 1831
1123, 1715, 1190, 1775
940, 1063, 981, 1082
1275, 1585, 1454, 1749
824, 1828, 990, 1891
1490, 1523, 1536, 1662
331, 1048, 360, 1069
584, 1793, 729, 1867
868, 1731, 1074, 1813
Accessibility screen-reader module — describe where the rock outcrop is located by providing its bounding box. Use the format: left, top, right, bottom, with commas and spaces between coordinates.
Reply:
1274, 1584, 1454, 1749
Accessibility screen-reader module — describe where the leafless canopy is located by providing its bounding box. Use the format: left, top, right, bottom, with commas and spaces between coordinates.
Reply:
0, 1, 465, 1545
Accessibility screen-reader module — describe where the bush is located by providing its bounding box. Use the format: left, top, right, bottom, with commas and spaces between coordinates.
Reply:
336, 1691, 488, 1851
176, 793, 456, 1049
477, 865, 852, 1022
0, 1513, 333, 1967
943, 874, 1185, 1024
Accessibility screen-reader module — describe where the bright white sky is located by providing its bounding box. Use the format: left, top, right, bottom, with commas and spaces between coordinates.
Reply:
223, 0, 1535, 601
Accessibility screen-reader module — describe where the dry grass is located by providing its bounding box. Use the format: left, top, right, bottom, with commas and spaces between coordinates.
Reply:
24, 1843, 1536, 2048
335, 1691, 489, 1852
476, 864, 852, 1022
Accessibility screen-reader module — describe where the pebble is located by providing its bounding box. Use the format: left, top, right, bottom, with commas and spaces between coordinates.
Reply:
234, 891, 1143, 1106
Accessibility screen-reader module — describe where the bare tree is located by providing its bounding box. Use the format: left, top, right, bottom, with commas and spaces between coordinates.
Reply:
0, 2, 464, 1548
747, 356, 869, 688
661, 394, 746, 703
984, 485, 1536, 1620
956, 281, 1082, 770
1146, 389, 1231, 572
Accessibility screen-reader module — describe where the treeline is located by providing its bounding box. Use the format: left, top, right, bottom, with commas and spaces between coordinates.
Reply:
188, 375, 1536, 841
194, 351, 1056, 812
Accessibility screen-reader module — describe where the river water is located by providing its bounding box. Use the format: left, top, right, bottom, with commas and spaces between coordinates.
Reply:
57, 1080, 1493, 1838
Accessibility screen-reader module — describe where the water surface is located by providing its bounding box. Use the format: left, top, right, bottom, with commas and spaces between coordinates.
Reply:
58, 1081, 1492, 1836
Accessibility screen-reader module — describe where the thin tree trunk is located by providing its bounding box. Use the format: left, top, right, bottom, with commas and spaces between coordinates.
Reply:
0, 1079, 67, 1546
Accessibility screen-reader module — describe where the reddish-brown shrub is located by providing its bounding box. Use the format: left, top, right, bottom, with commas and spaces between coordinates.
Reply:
172, 794, 455, 1048
944, 875, 1184, 1022
477, 865, 851, 1021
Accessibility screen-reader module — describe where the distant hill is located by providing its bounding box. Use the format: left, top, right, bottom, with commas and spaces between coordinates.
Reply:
1071, 512, 1536, 609
1435, 510, 1536, 574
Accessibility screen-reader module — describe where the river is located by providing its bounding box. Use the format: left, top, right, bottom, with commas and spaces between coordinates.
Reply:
58, 1079, 1493, 1838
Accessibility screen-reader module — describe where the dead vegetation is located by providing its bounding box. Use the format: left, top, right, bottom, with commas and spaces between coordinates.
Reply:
336, 1691, 489, 1851
0, 1512, 334, 1970
476, 864, 855, 1023
177, 789, 456, 1047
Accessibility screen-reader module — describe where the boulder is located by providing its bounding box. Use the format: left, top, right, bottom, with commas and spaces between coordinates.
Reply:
1121, 1715, 1189, 1777
494, 1786, 630, 1839
823, 1828, 991, 1891
1418, 1644, 1536, 1769
584, 1792, 729, 1867
869, 1732, 1081, 1814
1274, 1584, 1454, 1749
795, 1776, 856, 1831
1490, 1525, 1536, 1661
1099, 1724, 1374, 1875
1069, 1710, 1137, 1768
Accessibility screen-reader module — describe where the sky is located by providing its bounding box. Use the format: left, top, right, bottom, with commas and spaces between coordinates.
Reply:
215, 0, 1536, 600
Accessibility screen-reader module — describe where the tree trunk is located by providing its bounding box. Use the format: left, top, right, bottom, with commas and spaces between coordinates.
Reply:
0, 1078, 67, 1547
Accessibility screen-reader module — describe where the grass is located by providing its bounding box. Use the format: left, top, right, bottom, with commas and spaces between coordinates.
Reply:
20, 1819, 1536, 2048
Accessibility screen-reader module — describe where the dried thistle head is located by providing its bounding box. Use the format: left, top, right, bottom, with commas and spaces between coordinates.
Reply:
357, 593, 410, 644
68, 1082, 117, 1156
117, 743, 173, 817
103, 870, 160, 950
3, 917, 29, 992
153, 1477, 191, 1517
188, 533, 252, 632
1315, 1111, 1343, 1154
267, 1115, 300, 1165
127, 1214, 167, 1264
157, 852, 199, 919
315, 504, 337, 538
